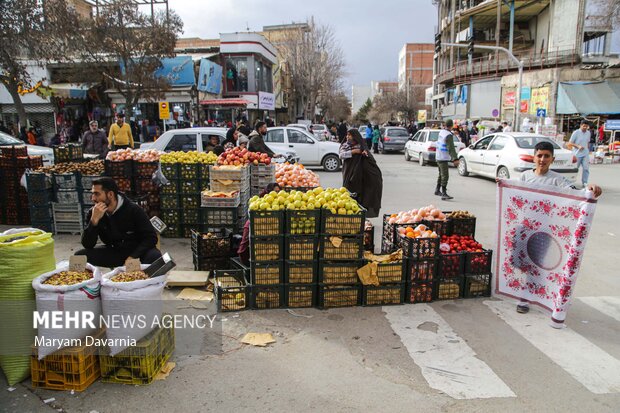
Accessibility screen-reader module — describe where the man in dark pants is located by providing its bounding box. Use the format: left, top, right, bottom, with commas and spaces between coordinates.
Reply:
76, 177, 161, 267
435, 119, 460, 200
337, 120, 348, 143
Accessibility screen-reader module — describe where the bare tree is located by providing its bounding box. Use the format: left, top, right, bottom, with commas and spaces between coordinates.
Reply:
0, 0, 79, 129
318, 91, 351, 124
369, 87, 426, 124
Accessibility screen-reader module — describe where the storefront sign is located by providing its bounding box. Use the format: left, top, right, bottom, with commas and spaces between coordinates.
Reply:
520, 100, 529, 113
159, 102, 169, 120
417, 110, 427, 123
502, 90, 516, 108
198, 59, 223, 94
520, 87, 531, 100
529, 86, 549, 116
258, 91, 275, 111
605, 120, 620, 130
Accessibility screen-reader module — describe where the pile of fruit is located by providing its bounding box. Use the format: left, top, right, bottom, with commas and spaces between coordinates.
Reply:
43, 270, 93, 286
160, 151, 218, 164
447, 210, 475, 219
387, 205, 447, 224
106, 148, 162, 162
110, 271, 149, 282
249, 187, 361, 215
217, 147, 271, 166
36, 159, 104, 175
440, 234, 483, 253
275, 163, 319, 188
201, 190, 238, 198
397, 224, 438, 239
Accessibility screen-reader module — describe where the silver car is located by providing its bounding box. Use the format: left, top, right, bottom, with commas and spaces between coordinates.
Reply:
378, 127, 409, 153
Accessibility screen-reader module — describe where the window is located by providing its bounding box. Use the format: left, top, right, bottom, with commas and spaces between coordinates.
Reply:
288, 129, 313, 144
254, 59, 273, 93
225, 57, 248, 92
489, 136, 508, 151
474, 136, 494, 150
427, 131, 440, 142
387, 128, 409, 137
412, 131, 422, 142
202, 134, 223, 148
515, 136, 560, 149
165, 134, 197, 152
265, 129, 284, 143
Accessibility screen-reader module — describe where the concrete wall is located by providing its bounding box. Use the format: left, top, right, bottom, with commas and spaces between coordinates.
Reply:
470, 80, 502, 119
549, 0, 583, 51
535, 5, 551, 54
351, 85, 372, 114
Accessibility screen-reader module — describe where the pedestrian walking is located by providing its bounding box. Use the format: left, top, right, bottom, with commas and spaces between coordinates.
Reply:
365, 123, 373, 149
566, 120, 591, 188
337, 120, 348, 143
108, 113, 134, 150
82, 120, 108, 158
435, 119, 460, 200
502, 121, 512, 132
372, 125, 381, 154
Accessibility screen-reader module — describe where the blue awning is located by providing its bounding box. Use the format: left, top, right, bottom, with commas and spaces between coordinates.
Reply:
556, 81, 620, 115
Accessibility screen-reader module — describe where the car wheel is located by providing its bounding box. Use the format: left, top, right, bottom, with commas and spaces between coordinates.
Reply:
322, 154, 340, 172
497, 166, 510, 180
458, 157, 469, 176
404, 149, 411, 161
418, 153, 426, 166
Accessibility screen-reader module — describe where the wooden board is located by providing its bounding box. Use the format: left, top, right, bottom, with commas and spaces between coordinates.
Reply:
166, 270, 210, 287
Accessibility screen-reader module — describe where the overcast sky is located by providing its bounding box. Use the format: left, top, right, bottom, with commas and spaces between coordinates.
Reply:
172, 0, 437, 95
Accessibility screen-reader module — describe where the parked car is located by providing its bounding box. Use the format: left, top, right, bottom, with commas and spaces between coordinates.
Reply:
404, 128, 466, 166
266, 126, 342, 171
378, 127, 409, 153
287, 123, 311, 133
456, 132, 578, 181
311, 124, 331, 141
139, 128, 299, 161
0, 131, 54, 165
358, 125, 368, 137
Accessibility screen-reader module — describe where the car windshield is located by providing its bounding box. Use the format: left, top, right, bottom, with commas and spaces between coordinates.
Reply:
426, 131, 460, 143
0, 132, 22, 145
388, 129, 409, 137
514, 135, 561, 149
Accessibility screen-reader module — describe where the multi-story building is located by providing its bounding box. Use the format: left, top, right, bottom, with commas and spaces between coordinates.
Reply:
431, 0, 620, 134
372, 81, 399, 97
351, 85, 372, 115
399, 43, 434, 104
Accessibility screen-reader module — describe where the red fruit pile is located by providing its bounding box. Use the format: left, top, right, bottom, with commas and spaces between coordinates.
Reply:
440, 235, 489, 275
440, 234, 483, 253
217, 147, 271, 166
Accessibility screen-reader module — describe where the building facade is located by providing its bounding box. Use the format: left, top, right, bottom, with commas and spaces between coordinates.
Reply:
398, 43, 434, 91
351, 85, 372, 115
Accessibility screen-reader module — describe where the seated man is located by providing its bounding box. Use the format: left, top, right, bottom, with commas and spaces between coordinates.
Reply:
76, 177, 161, 267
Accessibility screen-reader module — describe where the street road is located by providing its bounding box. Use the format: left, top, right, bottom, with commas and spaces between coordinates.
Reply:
1, 154, 619, 412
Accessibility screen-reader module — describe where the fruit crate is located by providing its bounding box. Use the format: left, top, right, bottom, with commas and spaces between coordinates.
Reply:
160, 163, 179, 180
209, 165, 250, 180
251, 284, 285, 310
285, 284, 316, 308
52, 203, 82, 222
250, 236, 283, 261
318, 284, 362, 308
435, 277, 465, 300
285, 209, 320, 234
30, 205, 53, 222
160, 181, 179, 195
182, 208, 200, 225
161, 224, 182, 238
251, 175, 276, 188
191, 228, 232, 258
250, 164, 276, 175
28, 189, 53, 206
182, 223, 201, 239
364, 224, 374, 252
230, 257, 250, 280
134, 178, 159, 195
161, 194, 180, 209
79, 189, 93, 206
17, 155, 43, 170
100, 325, 174, 385
284, 235, 318, 261
1, 145, 27, 158
406, 282, 434, 303
215, 269, 249, 312
30, 220, 54, 233
104, 159, 133, 178
202, 191, 240, 208
177, 163, 200, 180
249, 210, 284, 236
421, 219, 451, 237
54, 222, 84, 235
80, 174, 101, 190
380, 215, 413, 254
374, 260, 406, 283
318, 260, 363, 285
285, 261, 317, 284
55, 189, 82, 204
193, 255, 230, 271
53, 172, 81, 190
179, 179, 207, 194
464, 249, 493, 275
450, 216, 477, 237
180, 194, 201, 210
320, 208, 365, 236
406, 258, 438, 283
464, 273, 492, 298
362, 283, 405, 306
203, 206, 239, 226
53, 144, 83, 163
250, 260, 284, 285
319, 236, 364, 260
26, 172, 51, 191
398, 235, 440, 260
210, 178, 249, 193
439, 253, 465, 278
31, 329, 103, 391
133, 161, 159, 179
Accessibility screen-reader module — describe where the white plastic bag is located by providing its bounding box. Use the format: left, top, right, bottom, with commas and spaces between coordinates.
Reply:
32, 262, 102, 359
101, 265, 166, 355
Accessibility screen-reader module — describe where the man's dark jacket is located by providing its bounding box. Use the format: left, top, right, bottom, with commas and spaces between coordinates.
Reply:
248, 131, 275, 157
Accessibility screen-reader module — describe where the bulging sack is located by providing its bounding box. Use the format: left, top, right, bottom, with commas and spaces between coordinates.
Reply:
101, 265, 166, 355
32, 262, 102, 359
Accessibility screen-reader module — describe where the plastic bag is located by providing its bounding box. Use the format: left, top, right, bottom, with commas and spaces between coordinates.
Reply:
32, 262, 102, 359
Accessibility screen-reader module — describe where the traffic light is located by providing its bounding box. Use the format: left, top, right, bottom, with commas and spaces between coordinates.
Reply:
435, 33, 441, 53
468, 36, 475, 55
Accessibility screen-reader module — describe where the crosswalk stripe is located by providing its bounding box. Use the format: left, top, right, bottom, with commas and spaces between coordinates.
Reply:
484, 300, 620, 394
383, 305, 516, 399
578, 296, 620, 323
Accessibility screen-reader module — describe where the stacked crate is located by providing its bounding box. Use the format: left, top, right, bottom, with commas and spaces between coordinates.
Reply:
104, 159, 133, 194
317, 208, 366, 309
51, 172, 84, 234
400, 233, 440, 304
159, 162, 182, 237
53, 144, 83, 164
191, 228, 233, 272
133, 161, 161, 218
79, 174, 101, 222
26, 172, 54, 233
205, 165, 249, 235
250, 164, 275, 197
0, 146, 41, 225
215, 269, 250, 312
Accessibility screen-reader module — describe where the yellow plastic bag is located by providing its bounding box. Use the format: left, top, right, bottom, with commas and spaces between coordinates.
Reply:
0, 228, 55, 385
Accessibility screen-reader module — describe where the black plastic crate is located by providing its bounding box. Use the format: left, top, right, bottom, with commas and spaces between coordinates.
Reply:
55, 189, 83, 204
422, 219, 451, 237
81, 190, 94, 207
465, 249, 493, 275
183, 223, 202, 239
318, 284, 362, 308
161, 194, 180, 209
203, 207, 239, 227
133, 161, 159, 179
161, 224, 182, 238
29, 205, 53, 222
193, 256, 230, 272
26, 172, 51, 191
215, 269, 249, 312
104, 160, 133, 178
134, 178, 159, 195
115, 177, 133, 194
249, 210, 284, 236
160, 163, 179, 180
363, 283, 405, 306
285, 209, 320, 235
191, 228, 232, 258
380, 214, 409, 254
180, 208, 199, 225
285, 284, 316, 308
250, 236, 283, 262
364, 225, 374, 252
52, 172, 81, 190
180, 194, 200, 210
250, 260, 284, 285
30, 220, 54, 233
230, 257, 250, 281
439, 253, 465, 278
53, 144, 82, 163
450, 217, 476, 237
374, 260, 406, 284
79, 174, 101, 190
434, 277, 465, 300
28, 189, 53, 206
251, 284, 285, 310
179, 163, 201, 180
179, 179, 207, 194
318, 260, 363, 285
160, 181, 179, 195
406, 259, 438, 283
320, 208, 365, 236
160, 208, 181, 225
285, 261, 317, 284
464, 273, 492, 298
406, 282, 434, 303
285, 236, 318, 261
319, 236, 364, 260
399, 235, 440, 260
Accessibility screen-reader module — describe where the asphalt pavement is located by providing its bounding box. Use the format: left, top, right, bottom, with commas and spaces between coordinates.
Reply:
1, 153, 619, 412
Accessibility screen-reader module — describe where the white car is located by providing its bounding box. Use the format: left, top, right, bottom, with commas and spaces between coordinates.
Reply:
456, 132, 578, 181
404, 128, 465, 165
266, 126, 342, 172
311, 124, 331, 141
0, 131, 54, 165
139, 127, 298, 161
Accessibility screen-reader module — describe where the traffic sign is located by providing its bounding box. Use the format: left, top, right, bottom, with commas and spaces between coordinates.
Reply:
492, 109, 499, 117
536, 108, 547, 117
159, 102, 169, 120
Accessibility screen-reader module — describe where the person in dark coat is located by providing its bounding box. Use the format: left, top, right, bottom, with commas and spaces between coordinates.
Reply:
248, 121, 281, 158
337, 120, 348, 143
339, 129, 383, 218
82, 120, 108, 158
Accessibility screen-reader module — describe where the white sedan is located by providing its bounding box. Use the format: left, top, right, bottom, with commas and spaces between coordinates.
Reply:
405, 128, 465, 165
457, 132, 578, 181
266, 127, 342, 171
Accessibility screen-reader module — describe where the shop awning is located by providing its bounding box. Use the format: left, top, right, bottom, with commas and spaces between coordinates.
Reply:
200, 98, 250, 106
556, 81, 620, 115
48, 83, 93, 99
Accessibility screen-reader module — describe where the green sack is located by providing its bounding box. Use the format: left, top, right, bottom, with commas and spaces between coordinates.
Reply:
0, 229, 55, 385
